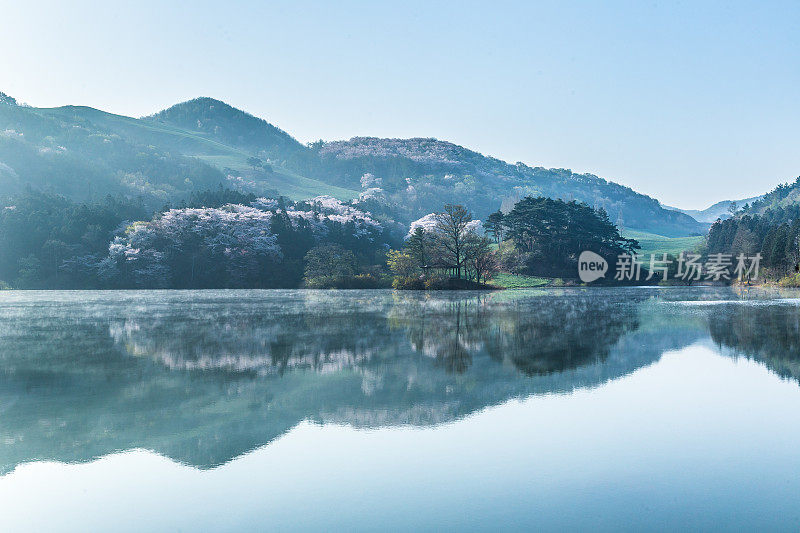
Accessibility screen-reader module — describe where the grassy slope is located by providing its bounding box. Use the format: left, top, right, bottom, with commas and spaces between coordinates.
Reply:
623, 229, 704, 257
38, 107, 359, 201
196, 154, 358, 201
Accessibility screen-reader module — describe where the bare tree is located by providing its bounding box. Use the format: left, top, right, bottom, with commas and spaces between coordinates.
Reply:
463, 234, 499, 283
434, 204, 472, 279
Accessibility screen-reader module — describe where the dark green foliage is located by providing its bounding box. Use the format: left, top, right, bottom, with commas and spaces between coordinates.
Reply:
0, 190, 148, 288
501, 196, 639, 276
705, 182, 800, 277
745, 176, 800, 216
708, 176, 800, 279
302, 244, 389, 288
268, 210, 317, 287
304, 244, 357, 279
406, 227, 430, 267
485, 210, 504, 242
186, 187, 258, 208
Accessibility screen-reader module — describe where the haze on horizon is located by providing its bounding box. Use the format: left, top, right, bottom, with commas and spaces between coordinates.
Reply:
1, 0, 797, 210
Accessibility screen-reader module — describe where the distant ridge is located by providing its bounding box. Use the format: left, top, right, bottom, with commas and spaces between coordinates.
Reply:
663, 196, 763, 223
0, 91, 707, 235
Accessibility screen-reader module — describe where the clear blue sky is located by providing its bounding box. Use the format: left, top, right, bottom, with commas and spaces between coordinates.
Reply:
1, 0, 798, 209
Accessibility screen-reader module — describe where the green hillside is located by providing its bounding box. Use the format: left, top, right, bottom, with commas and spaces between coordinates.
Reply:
0, 103, 222, 204
0, 102, 357, 203
622, 230, 704, 257
0, 92, 708, 234
145, 97, 308, 160
41, 105, 359, 201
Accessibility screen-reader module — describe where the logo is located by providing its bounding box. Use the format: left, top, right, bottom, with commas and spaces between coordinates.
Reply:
578, 251, 608, 283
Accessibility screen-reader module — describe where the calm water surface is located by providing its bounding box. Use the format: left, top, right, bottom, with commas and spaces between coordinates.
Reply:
1, 287, 800, 531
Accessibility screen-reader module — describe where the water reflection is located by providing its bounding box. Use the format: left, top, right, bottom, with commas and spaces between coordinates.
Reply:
104, 290, 648, 378
709, 300, 800, 383
0, 288, 797, 474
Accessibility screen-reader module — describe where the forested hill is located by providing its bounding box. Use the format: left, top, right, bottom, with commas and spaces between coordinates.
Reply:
743, 176, 800, 216
145, 97, 309, 161
705, 177, 800, 284
313, 137, 705, 236
0, 92, 705, 236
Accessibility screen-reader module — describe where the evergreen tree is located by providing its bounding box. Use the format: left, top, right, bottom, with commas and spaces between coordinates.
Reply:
502, 196, 638, 276
484, 210, 505, 243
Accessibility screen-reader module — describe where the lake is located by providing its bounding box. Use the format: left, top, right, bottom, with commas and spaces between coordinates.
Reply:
1, 287, 800, 531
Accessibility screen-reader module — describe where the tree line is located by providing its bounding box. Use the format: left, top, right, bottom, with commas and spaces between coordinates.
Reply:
0, 189, 399, 289
1, 190, 642, 290
705, 208, 800, 282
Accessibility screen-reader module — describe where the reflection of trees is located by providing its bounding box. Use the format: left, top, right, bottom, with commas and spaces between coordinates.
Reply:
389, 292, 641, 376
108, 292, 400, 375
389, 298, 488, 374
106, 291, 643, 379
0, 290, 657, 474
710, 304, 800, 383
426, 300, 486, 374
487, 298, 640, 375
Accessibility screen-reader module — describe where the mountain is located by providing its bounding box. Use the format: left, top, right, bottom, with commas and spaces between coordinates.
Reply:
312, 137, 705, 235
0, 98, 355, 206
0, 92, 707, 235
663, 196, 763, 223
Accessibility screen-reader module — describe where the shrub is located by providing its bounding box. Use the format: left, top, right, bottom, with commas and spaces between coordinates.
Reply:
392, 276, 426, 290
304, 244, 357, 280
498, 241, 528, 274
777, 273, 800, 287
387, 250, 419, 277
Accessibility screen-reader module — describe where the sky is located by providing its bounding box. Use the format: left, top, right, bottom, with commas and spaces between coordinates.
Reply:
1, 1, 798, 209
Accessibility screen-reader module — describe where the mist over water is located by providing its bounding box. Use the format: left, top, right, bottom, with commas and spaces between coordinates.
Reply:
1, 288, 800, 530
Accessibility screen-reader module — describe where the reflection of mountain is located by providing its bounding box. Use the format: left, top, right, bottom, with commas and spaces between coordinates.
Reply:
0, 290, 705, 474
709, 302, 800, 383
